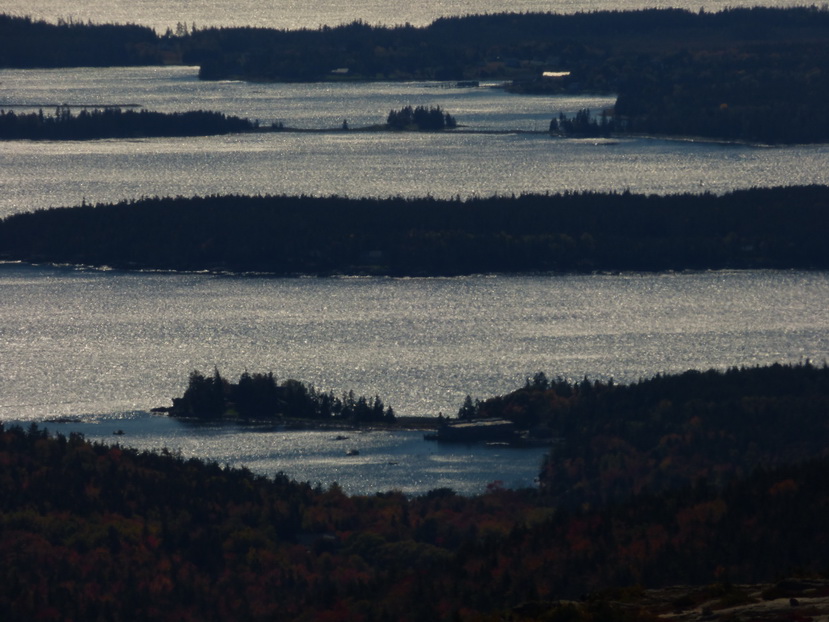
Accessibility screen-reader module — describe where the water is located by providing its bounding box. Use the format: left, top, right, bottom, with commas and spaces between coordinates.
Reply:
2, 33, 827, 495
1, 264, 827, 492
29, 416, 550, 496
2, 0, 810, 32
3, 264, 827, 421
2, 67, 829, 217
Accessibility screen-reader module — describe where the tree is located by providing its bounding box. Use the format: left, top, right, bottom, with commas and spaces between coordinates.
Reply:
458, 395, 478, 419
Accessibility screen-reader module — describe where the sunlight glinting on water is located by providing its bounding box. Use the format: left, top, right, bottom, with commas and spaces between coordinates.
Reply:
3, 67, 829, 216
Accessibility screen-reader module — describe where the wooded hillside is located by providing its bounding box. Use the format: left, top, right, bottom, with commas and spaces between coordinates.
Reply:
3, 360, 829, 621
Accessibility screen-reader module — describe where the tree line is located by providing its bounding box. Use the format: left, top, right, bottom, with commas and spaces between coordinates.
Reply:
459, 361, 829, 509
3, 7, 829, 143
169, 369, 396, 424
386, 105, 457, 131
1, 186, 827, 275
549, 109, 614, 138
0, 107, 259, 140
4, 358, 829, 620
0, 13, 165, 67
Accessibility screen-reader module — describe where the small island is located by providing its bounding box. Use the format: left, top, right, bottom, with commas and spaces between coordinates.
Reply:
167, 369, 396, 425
385, 105, 457, 131
0, 107, 264, 140
0, 104, 461, 140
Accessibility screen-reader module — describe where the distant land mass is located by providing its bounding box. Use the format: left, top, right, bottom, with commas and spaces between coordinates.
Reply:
0, 107, 261, 140
0, 105, 465, 140
1, 186, 827, 275
2, 7, 829, 143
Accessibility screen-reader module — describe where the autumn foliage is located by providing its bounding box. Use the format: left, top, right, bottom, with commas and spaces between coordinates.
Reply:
2, 362, 829, 621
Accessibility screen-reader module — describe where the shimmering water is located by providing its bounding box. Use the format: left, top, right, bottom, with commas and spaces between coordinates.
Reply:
2, 67, 829, 217
3, 0, 809, 32
33, 416, 550, 496
4, 265, 827, 422
2, 41, 827, 495
2, 264, 827, 493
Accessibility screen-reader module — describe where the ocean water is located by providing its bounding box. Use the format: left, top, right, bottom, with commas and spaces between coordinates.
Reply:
2, 67, 828, 217
3, 265, 827, 422
3, 0, 809, 32
2, 264, 826, 493
2, 15, 825, 494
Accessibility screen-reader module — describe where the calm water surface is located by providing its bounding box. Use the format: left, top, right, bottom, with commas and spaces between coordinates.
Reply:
32, 416, 551, 496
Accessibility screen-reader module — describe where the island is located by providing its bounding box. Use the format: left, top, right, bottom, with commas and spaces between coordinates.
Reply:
1, 186, 827, 276
166, 369, 397, 425
3, 7, 829, 143
0, 107, 262, 140
0, 105, 462, 140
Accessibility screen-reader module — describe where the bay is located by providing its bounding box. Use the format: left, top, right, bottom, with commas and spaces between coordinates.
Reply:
1, 264, 827, 494
2, 51, 827, 496
4, 265, 827, 423
2, 67, 829, 217
31, 417, 551, 497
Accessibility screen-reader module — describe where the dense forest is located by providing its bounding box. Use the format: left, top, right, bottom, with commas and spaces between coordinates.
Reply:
386, 105, 457, 131
458, 361, 829, 508
169, 369, 396, 424
1, 186, 827, 275
3, 362, 829, 620
0, 107, 260, 140
0, 14, 165, 67
3, 7, 829, 142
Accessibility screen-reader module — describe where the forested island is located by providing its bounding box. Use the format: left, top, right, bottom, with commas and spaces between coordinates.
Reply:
3, 7, 829, 143
0, 107, 261, 140
1, 186, 827, 275
0, 105, 463, 139
3, 361, 829, 620
385, 105, 457, 131
168, 369, 397, 424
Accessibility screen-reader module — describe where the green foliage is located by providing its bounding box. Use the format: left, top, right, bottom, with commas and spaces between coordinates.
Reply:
2, 186, 828, 275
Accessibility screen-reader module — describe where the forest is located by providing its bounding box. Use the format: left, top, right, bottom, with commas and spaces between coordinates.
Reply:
0, 107, 260, 140
385, 105, 457, 131
3, 7, 828, 142
169, 369, 396, 424
3, 361, 829, 620
459, 361, 829, 508
1, 185, 827, 276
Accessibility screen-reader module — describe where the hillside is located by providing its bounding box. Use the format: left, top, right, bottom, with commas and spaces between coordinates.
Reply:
2, 362, 829, 620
